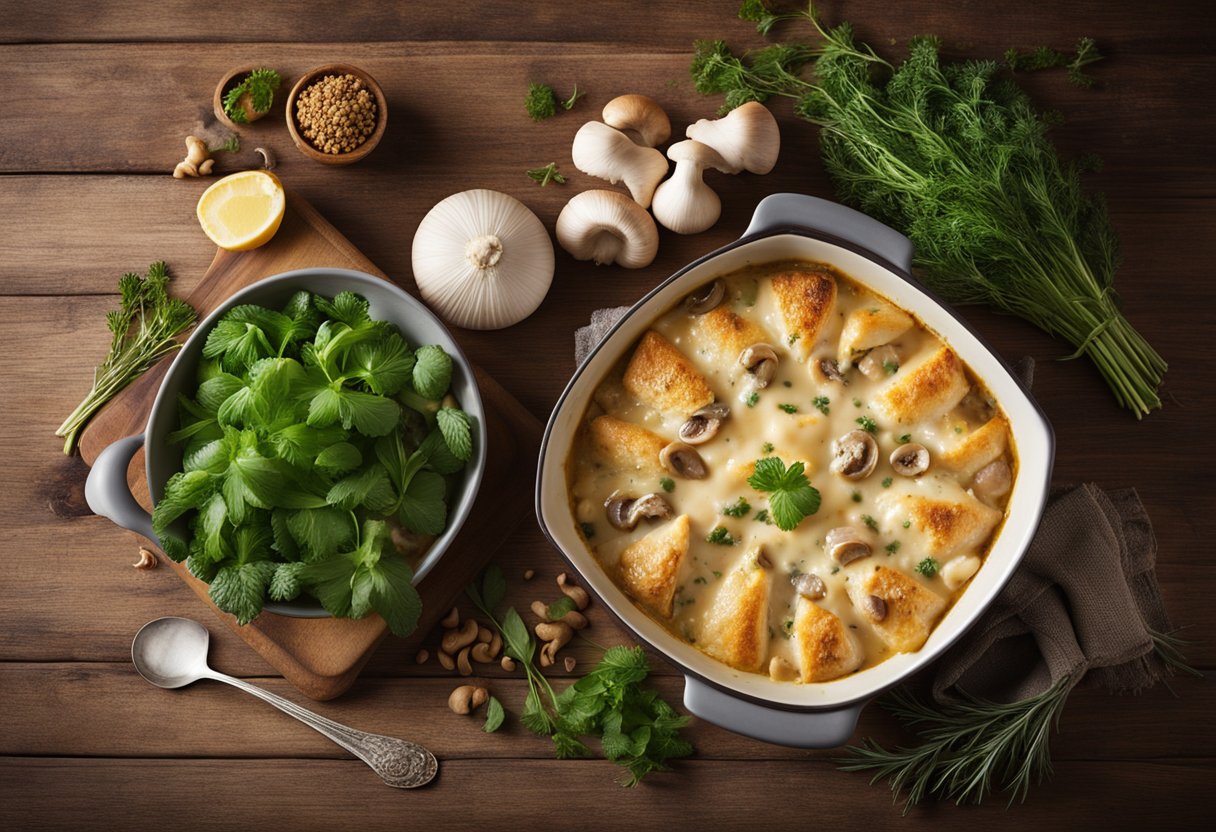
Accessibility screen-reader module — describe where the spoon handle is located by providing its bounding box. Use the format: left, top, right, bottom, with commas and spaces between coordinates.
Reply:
209, 672, 438, 788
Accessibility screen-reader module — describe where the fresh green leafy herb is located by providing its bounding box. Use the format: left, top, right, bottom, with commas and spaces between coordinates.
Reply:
151, 290, 469, 633
812, 395, 830, 415
691, 7, 1165, 416
526, 162, 567, 186
57, 262, 197, 454
856, 415, 878, 434
778, 403, 797, 414
467, 565, 693, 785
861, 514, 878, 531
660, 477, 676, 492
722, 496, 751, 517
223, 68, 281, 124
562, 84, 586, 110
754, 509, 772, 525
706, 526, 736, 545
886, 540, 902, 555
1005, 37, 1103, 86
915, 557, 939, 576
882, 359, 899, 375
746, 392, 760, 407
525, 82, 558, 121
898, 433, 912, 444
882, 477, 893, 488
787, 333, 800, 346
747, 456, 821, 531
483, 696, 505, 732
761, 442, 774, 454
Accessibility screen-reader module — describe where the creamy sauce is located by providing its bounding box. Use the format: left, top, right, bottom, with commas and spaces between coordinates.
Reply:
566, 260, 1015, 681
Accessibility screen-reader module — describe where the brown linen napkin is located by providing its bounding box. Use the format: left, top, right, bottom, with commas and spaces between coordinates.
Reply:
575, 310, 1175, 704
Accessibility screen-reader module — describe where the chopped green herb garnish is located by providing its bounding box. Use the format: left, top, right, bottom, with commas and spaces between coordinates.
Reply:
886, 540, 902, 555
706, 526, 736, 545
562, 84, 586, 110
955, 426, 964, 434
851, 491, 862, 503
761, 441, 774, 454
853, 397, 863, 407
747, 456, 821, 531
856, 415, 878, 434
831, 565, 841, 575
746, 392, 760, 407
778, 403, 798, 414
782, 618, 795, 638
580, 522, 596, 539
722, 496, 751, 517
861, 514, 878, 531
693, 576, 708, 585
882, 359, 900, 375
902, 520, 911, 529
787, 333, 801, 346
712, 569, 723, 578
812, 395, 830, 415
660, 477, 675, 493
898, 433, 912, 444
526, 162, 567, 186
882, 477, 893, 488
916, 557, 939, 576
754, 509, 772, 525
524, 82, 558, 121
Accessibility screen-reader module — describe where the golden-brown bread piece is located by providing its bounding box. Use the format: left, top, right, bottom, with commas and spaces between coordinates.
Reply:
588, 415, 666, 475
771, 268, 837, 361
688, 305, 774, 370
622, 330, 715, 418
616, 515, 690, 619
938, 415, 1011, 480
837, 298, 914, 366
873, 345, 969, 425
877, 481, 1003, 558
794, 597, 863, 683
698, 559, 771, 672
848, 565, 946, 653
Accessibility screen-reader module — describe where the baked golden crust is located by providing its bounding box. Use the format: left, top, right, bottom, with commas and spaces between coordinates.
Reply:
689, 305, 774, 369
874, 345, 969, 424
588, 415, 666, 475
699, 561, 771, 672
771, 268, 837, 361
794, 598, 863, 682
838, 298, 914, 365
939, 415, 1010, 479
905, 492, 1002, 557
848, 566, 946, 653
622, 330, 715, 418
616, 515, 690, 618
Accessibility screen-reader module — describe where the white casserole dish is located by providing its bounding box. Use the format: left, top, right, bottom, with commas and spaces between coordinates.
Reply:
536, 194, 1054, 747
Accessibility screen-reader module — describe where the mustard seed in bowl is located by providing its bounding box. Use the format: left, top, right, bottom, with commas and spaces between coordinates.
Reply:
294, 73, 378, 155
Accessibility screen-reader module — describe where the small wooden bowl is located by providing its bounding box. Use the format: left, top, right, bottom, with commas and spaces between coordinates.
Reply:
285, 64, 388, 166
213, 65, 277, 130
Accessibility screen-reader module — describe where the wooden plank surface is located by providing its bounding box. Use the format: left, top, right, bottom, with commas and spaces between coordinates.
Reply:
1, 0, 1213, 827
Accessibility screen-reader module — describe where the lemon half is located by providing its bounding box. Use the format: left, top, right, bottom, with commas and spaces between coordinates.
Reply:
196, 170, 285, 251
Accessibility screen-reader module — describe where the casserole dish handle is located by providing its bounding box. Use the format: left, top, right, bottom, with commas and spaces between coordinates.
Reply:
84, 433, 157, 544
744, 193, 913, 273
683, 675, 863, 748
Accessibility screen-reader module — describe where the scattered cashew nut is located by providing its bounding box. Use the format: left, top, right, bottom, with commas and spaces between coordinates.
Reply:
172, 136, 214, 179
501, 656, 517, 672
414, 649, 430, 665
437, 650, 456, 671
557, 573, 590, 610
133, 547, 158, 569
440, 607, 460, 628
254, 146, 275, 170
441, 619, 479, 654
477, 625, 493, 644
448, 685, 490, 715
457, 646, 473, 676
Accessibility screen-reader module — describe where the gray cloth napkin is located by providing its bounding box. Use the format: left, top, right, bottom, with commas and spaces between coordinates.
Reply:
575, 310, 1174, 704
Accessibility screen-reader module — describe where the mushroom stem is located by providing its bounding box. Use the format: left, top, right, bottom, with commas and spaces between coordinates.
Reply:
465, 234, 504, 269
590, 230, 624, 265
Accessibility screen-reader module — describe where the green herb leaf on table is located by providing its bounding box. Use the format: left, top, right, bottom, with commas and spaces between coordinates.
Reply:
525, 82, 559, 121
526, 162, 568, 186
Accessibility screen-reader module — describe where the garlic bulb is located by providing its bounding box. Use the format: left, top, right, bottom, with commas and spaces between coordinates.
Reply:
411, 189, 555, 330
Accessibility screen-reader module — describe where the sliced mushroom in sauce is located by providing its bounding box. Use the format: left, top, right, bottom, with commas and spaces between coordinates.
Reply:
971, 460, 1012, 505
659, 441, 708, 479
830, 429, 879, 480
890, 443, 931, 477
604, 492, 673, 531
816, 357, 848, 384
738, 343, 778, 389
683, 279, 725, 315
861, 594, 888, 622
792, 572, 827, 600
678, 401, 730, 445
825, 526, 873, 565
857, 344, 900, 381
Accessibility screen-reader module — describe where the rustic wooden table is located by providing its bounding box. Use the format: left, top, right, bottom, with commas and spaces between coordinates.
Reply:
1, 1, 1211, 828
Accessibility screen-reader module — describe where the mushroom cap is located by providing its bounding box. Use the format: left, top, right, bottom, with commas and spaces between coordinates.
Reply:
571, 121, 669, 208
602, 94, 672, 147
411, 189, 555, 330
555, 189, 660, 269
651, 142, 726, 235
685, 101, 781, 175
666, 139, 732, 172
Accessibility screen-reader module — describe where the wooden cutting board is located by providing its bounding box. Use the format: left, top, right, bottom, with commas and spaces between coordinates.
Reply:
78, 192, 543, 700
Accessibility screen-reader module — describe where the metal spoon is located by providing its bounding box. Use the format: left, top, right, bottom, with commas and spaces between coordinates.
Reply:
131, 616, 438, 788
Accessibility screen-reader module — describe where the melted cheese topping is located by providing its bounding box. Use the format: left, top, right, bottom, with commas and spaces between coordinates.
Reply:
566, 260, 1016, 683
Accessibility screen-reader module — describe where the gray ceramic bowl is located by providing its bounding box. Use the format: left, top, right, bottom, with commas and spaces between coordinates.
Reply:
85, 268, 487, 617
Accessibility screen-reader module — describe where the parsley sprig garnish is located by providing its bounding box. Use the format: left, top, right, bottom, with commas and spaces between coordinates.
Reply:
747, 456, 821, 531
467, 565, 693, 785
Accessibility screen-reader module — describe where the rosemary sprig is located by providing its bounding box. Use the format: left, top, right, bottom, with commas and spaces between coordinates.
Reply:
838, 674, 1074, 813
